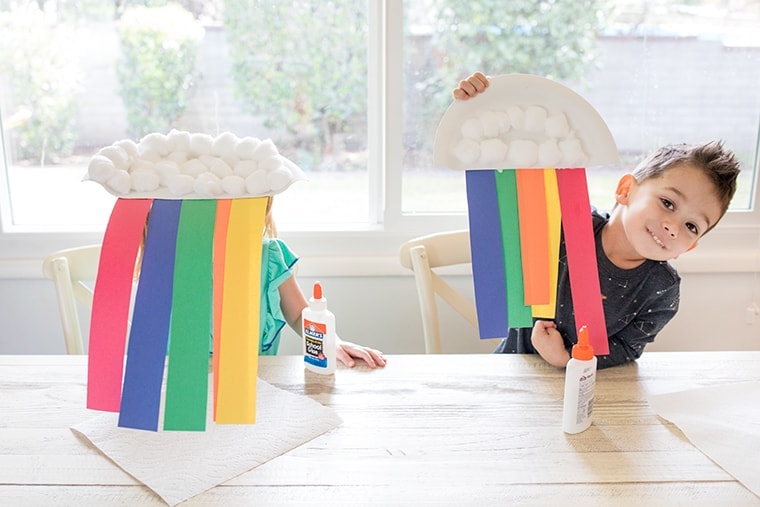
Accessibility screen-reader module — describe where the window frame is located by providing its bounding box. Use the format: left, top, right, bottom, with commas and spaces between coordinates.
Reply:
1, 0, 759, 276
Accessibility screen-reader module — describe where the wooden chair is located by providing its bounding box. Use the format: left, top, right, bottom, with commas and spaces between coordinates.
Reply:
399, 230, 478, 353
42, 245, 101, 354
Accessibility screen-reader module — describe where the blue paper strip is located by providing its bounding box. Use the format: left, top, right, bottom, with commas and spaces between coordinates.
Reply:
466, 170, 509, 339
118, 199, 181, 431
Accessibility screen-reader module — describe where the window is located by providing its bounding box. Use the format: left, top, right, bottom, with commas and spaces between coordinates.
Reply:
1, 0, 759, 265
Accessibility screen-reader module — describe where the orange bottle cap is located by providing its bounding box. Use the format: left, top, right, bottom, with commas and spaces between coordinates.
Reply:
572, 325, 595, 361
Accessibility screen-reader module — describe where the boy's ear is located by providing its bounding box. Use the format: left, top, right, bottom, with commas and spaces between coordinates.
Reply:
615, 174, 636, 205
687, 240, 698, 252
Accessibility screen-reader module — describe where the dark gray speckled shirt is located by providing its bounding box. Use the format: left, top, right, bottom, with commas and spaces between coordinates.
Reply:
494, 209, 680, 369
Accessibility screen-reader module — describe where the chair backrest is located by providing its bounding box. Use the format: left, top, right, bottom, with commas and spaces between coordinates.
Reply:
399, 230, 477, 353
42, 245, 101, 354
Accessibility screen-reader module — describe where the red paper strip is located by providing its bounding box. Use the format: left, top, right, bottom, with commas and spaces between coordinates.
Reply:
515, 169, 550, 305
556, 168, 609, 355
87, 198, 153, 411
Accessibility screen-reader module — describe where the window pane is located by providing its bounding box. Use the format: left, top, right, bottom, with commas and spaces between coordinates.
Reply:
403, 0, 760, 214
0, 2, 368, 231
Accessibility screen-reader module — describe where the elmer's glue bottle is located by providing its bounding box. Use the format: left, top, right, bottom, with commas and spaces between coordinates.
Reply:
562, 325, 597, 434
302, 281, 336, 375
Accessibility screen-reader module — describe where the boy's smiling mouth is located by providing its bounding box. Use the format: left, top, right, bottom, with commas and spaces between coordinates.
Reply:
648, 228, 666, 249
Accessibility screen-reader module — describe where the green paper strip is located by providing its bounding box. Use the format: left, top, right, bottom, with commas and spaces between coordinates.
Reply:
495, 170, 533, 328
164, 200, 216, 431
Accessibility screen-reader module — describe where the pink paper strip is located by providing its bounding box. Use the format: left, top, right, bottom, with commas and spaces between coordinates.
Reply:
556, 169, 609, 355
87, 198, 153, 411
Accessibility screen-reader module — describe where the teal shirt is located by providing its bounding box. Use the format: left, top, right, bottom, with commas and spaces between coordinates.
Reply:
258, 237, 299, 355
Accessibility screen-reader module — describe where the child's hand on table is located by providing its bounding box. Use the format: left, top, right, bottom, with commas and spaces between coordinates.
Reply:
337, 338, 387, 369
531, 320, 571, 368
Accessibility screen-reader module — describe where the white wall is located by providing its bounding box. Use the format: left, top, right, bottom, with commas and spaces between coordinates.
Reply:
1, 266, 758, 356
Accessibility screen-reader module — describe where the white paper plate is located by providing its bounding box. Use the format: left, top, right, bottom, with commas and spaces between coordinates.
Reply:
434, 74, 619, 170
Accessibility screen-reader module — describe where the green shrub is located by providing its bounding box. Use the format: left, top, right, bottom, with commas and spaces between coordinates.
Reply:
116, 3, 204, 138
0, 8, 81, 164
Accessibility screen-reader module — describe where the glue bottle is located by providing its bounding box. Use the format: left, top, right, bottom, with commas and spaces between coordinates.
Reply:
562, 325, 597, 434
302, 281, 336, 375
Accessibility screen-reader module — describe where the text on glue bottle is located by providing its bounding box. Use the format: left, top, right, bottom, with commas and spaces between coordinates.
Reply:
562, 325, 597, 434
302, 281, 336, 374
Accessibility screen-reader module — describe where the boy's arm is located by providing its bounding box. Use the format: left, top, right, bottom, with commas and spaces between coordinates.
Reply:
530, 320, 571, 367
452, 71, 490, 100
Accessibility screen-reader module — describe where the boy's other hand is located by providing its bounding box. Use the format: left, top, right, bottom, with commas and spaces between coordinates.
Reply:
452, 71, 490, 100
531, 320, 571, 368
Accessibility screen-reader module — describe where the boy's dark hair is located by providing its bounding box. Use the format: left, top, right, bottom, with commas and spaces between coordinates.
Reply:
632, 140, 740, 230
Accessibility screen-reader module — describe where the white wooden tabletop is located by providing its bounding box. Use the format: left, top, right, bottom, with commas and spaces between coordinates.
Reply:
1, 352, 759, 506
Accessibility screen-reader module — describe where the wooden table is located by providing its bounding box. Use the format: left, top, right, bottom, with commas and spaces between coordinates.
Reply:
1, 353, 759, 506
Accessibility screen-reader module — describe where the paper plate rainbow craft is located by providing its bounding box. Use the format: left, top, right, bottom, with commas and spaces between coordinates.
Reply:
85, 130, 305, 431
434, 74, 620, 355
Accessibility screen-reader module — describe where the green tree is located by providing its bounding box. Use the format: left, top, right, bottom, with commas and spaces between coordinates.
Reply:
406, 0, 608, 157
223, 0, 367, 169
116, 3, 204, 138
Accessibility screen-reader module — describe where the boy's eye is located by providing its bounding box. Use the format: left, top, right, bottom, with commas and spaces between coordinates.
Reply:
661, 198, 674, 210
686, 222, 699, 235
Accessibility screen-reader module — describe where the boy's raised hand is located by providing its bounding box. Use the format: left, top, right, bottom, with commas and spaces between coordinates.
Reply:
530, 320, 571, 368
452, 71, 490, 100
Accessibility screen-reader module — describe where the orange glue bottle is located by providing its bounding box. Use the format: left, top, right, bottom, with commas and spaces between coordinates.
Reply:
302, 281, 336, 375
562, 325, 597, 434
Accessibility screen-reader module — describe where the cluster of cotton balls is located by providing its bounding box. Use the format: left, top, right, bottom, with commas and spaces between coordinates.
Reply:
451, 106, 589, 168
86, 130, 305, 198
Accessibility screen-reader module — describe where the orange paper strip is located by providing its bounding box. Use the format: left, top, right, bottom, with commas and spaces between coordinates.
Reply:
515, 169, 550, 306
212, 199, 232, 420
215, 197, 267, 424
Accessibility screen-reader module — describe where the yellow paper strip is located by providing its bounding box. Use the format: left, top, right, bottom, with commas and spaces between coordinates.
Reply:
215, 197, 267, 424
532, 169, 562, 319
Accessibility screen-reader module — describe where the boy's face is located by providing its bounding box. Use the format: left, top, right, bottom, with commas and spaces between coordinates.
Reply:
616, 163, 723, 261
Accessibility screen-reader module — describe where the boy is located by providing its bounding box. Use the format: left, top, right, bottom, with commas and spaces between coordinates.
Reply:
453, 72, 741, 368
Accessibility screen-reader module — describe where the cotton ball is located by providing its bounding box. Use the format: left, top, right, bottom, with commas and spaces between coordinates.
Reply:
221, 175, 247, 196
168, 174, 195, 196
460, 118, 482, 139
507, 139, 538, 167
114, 139, 139, 160
245, 170, 269, 195
98, 146, 129, 171
506, 106, 525, 130
137, 143, 163, 163
524, 106, 547, 132
180, 158, 207, 177
212, 131, 239, 159
130, 169, 160, 192
167, 129, 192, 153
252, 139, 279, 161
235, 137, 261, 159
233, 159, 258, 177
194, 177, 223, 197
259, 156, 283, 173
189, 133, 214, 156
129, 159, 154, 174
209, 158, 233, 178
452, 138, 480, 165
105, 170, 131, 195
494, 111, 511, 135
545, 113, 570, 138
139, 132, 170, 157
538, 139, 562, 167
154, 160, 180, 186
477, 138, 509, 166
559, 137, 588, 166
198, 154, 216, 168
88, 155, 115, 183
268, 168, 292, 192
478, 111, 501, 138
166, 151, 188, 164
